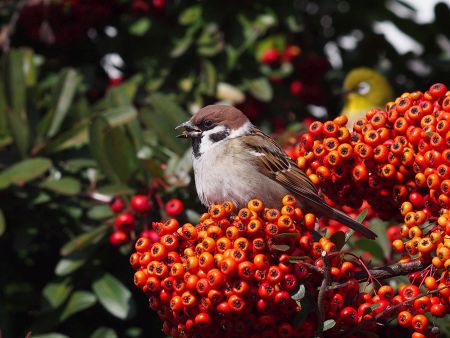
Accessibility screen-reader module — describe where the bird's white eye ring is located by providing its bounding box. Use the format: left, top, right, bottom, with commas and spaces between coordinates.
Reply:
357, 82, 371, 95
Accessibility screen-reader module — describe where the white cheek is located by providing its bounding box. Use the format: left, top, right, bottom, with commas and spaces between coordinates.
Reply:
199, 125, 227, 155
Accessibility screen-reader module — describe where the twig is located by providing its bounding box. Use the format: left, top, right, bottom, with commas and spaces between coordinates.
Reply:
354, 258, 427, 281
315, 250, 331, 338
344, 285, 450, 337
0, 0, 28, 52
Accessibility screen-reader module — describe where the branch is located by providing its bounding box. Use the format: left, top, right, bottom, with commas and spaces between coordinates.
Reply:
354, 259, 427, 281
0, 0, 28, 52
315, 250, 331, 338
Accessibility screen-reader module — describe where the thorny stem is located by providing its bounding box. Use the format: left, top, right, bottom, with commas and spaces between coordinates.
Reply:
315, 250, 331, 338
344, 285, 450, 337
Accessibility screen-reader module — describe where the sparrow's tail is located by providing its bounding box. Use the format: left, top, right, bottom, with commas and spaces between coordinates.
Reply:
330, 208, 377, 240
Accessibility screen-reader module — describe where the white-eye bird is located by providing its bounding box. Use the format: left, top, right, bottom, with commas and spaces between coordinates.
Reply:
341, 67, 394, 129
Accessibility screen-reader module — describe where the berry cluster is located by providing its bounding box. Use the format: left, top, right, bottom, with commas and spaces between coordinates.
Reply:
131, 196, 429, 337
109, 195, 184, 247
131, 196, 313, 337
288, 83, 450, 224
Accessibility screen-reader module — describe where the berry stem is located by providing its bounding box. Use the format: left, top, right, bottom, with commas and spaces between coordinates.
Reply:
315, 250, 331, 338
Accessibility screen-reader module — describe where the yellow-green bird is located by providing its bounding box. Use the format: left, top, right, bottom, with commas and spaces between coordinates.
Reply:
341, 67, 394, 129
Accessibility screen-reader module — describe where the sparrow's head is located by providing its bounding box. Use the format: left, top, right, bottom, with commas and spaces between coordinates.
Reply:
176, 105, 252, 157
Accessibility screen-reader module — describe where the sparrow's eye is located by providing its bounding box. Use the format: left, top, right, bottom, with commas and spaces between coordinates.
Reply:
201, 120, 214, 129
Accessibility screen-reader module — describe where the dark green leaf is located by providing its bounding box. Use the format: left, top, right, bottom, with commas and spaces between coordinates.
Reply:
104, 126, 139, 183
60, 291, 96, 321
355, 238, 384, 261
179, 5, 202, 25
287, 256, 310, 263
330, 231, 346, 250
0, 158, 52, 189
60, 225, 108, 256
272, 244, 290, 251
2, 49, 30, 157
89, 117, 120, 183
310, 229, 323, 241
40, 177, 81, 196
47, 69, 81, 138
92, 273, 133, 319
90, 327, 118, 338
65, 159, 97, 173
363, 303, 381, 315
426, 131, 434, 138
43, 279, 73, 309
247, 78, 273, 102
55, 246, 95, 276
32, 334, 69, 338
356, 208, 368, 223
345, 229, 355, 243
87, 205, 114, 220
0, 208, 5, 236
323, 319, 336, 331
97, 184, 134, 196
129, 18, 151, 36
199, 60, 217, 96
274, 233, 300, 238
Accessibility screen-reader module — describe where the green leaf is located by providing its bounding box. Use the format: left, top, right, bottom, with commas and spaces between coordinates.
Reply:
355, 238, 384, 261
89, 117, 120, 183
90, 327, 118, 338
104, 126, 139, 183
92, 273, 134, 319
2, 49, 30, 157
60, 224, 108, 256
247, 78, 273, 102
97, 184, 134, 196
87, 205, 114, 220
345, 229, 355, 243
0, 208, 5, 236
32, 334, 69, 338
179, 5, 202, 25
40, 177, 81, 196
330, 231, 346, 250
141, 94, 189, 153
356, 208, 368, 223
323, 319, 336, 331
55, 246, 94, 276
47, 69, 81, 138
0, 158, 52, 189
426, 131, 434, 138
43, 279, 73, 309
199, 60, 217, 96
129, 18, 152, 36
274, 233, 300, 238
60, 291, 96, 321
287, 256, 310, 263
271, 244, 290, 251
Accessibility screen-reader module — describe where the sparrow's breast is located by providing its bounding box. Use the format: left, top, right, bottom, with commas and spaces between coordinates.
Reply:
193, 141, 289, 209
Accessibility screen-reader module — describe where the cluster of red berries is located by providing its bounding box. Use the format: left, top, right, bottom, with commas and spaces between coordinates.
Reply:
287, 83, 450, 224
132, 195, 419, 337
109, 195, 184, 247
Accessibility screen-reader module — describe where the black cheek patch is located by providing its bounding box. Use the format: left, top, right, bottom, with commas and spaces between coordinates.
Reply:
192, 138, 201, 158
210, 130, 230, 143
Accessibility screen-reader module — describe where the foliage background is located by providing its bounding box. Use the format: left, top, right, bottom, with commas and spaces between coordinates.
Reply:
0, 0, 449, 337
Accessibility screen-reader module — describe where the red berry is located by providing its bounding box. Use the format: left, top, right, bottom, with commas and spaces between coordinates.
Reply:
109, 230, 128, 246
131, 195, 151, 213
165, 198, 184, 217
386, 225, 401, 241
114, 212, 135, 231
261, 48, 280, 65
110, 197, 125, 213
140, 229, 160, 243
290, 80, 303, 96
339, 306, 358, 325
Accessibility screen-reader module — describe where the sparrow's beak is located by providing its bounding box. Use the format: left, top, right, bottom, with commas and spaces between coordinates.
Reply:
175, 120, 202, 138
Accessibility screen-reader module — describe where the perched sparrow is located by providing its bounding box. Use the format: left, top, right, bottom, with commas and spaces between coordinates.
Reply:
176, 105, 376, 239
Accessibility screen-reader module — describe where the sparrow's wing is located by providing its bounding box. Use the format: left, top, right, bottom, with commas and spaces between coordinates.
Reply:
240, 129, 377, 239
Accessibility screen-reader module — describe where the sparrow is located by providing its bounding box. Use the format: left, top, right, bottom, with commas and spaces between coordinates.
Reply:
341, 67, 393, 129
176, 105, 376, 239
